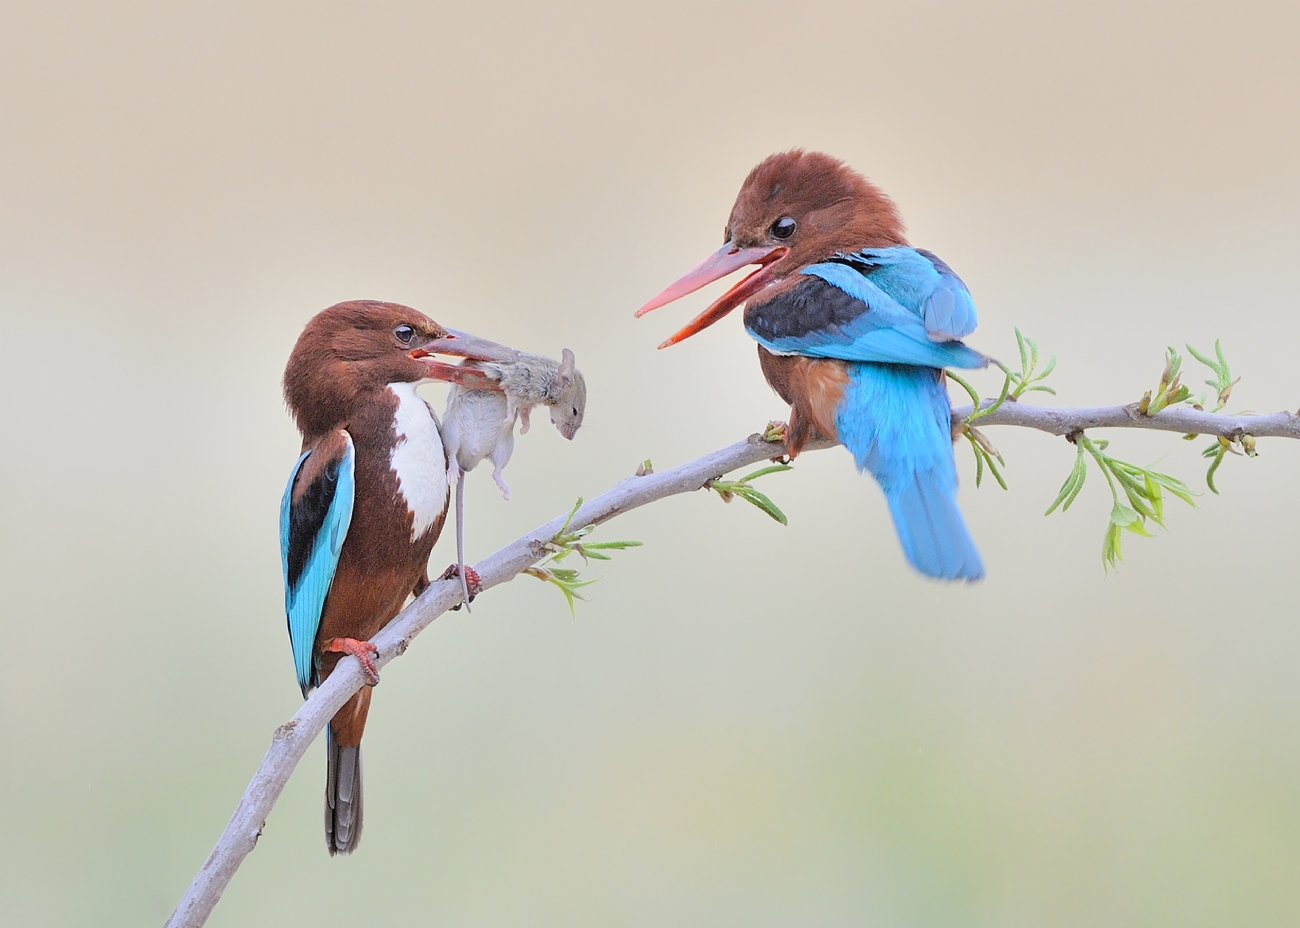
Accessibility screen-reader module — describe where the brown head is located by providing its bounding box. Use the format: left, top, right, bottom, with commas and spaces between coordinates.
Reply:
637, 150, 906, 346
283, 300, 451, 438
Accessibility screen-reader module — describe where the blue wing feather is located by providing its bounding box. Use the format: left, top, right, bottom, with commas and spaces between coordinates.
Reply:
821, 247, 979, 342
280, 435, 355, 693
280, 451, 309, 581
914, 249, 978, 340
750, 260, 985, 368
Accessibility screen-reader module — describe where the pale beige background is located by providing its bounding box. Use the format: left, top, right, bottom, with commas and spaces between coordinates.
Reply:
2, 2, 1299, 925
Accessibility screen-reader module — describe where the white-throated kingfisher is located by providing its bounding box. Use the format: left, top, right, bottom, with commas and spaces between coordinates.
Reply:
638, 151, 987, 581
281, 300, 507, 854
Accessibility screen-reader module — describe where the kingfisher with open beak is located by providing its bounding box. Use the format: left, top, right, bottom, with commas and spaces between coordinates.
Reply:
638, 151, 987, 581
281, 300, 512, 854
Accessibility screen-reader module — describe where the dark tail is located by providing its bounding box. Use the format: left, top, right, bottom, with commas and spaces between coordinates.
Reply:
325, 726, 364, 855
884, 470, 984, 581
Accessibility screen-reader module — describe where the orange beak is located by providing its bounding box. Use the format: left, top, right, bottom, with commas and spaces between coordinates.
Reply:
636, 244, 787, 348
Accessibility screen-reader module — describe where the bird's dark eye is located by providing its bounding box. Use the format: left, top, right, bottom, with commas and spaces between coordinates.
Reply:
771, 217, 797, 239
394, 324, 415, 344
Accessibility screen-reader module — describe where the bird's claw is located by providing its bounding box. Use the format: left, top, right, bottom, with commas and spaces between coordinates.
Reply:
323, 637, 380, 685
438, 564, 483, 610
762, 420, 792, 462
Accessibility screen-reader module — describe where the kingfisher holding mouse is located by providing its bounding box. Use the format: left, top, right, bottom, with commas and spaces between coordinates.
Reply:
637, 150, 987, 581
280, 299, 514, 854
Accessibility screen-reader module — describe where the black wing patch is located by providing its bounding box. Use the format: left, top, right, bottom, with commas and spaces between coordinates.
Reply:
743, 276, 872, 342
286, 455, 343, 593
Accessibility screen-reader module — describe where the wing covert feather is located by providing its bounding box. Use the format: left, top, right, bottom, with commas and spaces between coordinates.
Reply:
747, 268, 986, 369
280, 431, 355, 693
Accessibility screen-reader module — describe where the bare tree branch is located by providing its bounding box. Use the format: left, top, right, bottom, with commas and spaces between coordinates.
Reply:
165, 431, 821, 928
950, 400, 1300, 440
167, 398, 1300, 927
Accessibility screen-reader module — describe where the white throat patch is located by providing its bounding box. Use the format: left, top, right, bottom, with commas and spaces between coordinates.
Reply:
387, 382, 448, 540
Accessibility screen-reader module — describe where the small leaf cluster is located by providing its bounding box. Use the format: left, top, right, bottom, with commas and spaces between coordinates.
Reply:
1202, 431, 1256, 494
1185, 340, 1239, 414
1138, 348, 1193, 416
1045, 434, 1195, 571
1137, 340, 1249, 492
947, 370, 1008, 490
526, 497, 642, 616
706, 464, 793, 524
949, 329, 1216, 571
949, 329, 1060, 491
1177, 340, 1249, 493
997, 328, 1057, 400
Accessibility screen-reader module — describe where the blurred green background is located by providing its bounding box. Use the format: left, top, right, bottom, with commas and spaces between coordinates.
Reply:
2, 2, 1299, 925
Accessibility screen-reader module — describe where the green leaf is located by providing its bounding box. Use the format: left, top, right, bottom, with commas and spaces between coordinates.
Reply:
1102, 523, 1123, 572
1205, 445, 1225, 494
1185, 342, 1216, 370
532, 507, 643, 614
1110, 503, 1139, 527
946, 369, 981, 408
1061, 456, 1087, 512
969, 372, 1012, 422
1144, 474, 1164, 524
736, 488, 789, 525
739, 464, 794, 482
1121, 486, 1158, 522
708, 461, 793, 524
1045, 450, 1086, 516
1147, 471, 1196, 506
1055, 431, 1195, 571
983, 451, 1008, 490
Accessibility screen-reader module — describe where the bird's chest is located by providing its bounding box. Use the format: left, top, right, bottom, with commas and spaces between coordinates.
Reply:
384, 382, 449, 541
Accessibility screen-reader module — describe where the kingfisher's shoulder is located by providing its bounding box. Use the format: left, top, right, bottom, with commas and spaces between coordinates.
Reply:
744, 274, 869, 342
291, 430, 353, 504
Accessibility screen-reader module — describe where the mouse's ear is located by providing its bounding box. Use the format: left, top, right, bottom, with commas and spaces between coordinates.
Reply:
557, 348, 576, 389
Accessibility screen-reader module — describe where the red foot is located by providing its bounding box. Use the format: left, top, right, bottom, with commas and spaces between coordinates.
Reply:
323, 637, 380, 685
437, 564, 483, 611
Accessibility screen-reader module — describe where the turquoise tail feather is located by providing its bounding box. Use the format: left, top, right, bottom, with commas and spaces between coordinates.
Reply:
884, 470, 984, 581
835, 363, 984, 581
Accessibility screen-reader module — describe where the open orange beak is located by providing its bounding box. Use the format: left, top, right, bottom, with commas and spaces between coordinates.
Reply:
636, 243, 788, 348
